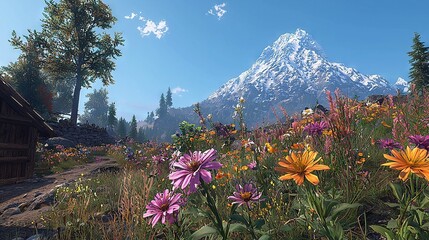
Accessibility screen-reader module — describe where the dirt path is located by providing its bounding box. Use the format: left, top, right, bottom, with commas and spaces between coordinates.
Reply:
0, 157, 119, 239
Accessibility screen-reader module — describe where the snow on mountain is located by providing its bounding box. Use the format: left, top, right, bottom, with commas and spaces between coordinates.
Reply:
199, 29, 397, 126
394, 77, 410, 93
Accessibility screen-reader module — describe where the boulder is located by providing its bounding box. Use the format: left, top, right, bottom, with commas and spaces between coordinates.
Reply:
45, 137, 75, 149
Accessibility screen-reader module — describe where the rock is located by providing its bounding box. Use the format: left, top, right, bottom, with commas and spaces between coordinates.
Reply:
1, 207, 21, 218
45, 137, 76, 149
26, 234, 45, 240
90, 164, 121, 175
28, 190, 55, 211
18, 201, 30, 211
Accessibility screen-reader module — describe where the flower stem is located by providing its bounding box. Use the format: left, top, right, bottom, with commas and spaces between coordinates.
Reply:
201, 181, 227, 239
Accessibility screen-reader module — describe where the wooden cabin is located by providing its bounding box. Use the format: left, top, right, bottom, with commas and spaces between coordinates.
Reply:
0, 78, 54, 185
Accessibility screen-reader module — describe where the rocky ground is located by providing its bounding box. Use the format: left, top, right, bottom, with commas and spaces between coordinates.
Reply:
0, 157, 120, 240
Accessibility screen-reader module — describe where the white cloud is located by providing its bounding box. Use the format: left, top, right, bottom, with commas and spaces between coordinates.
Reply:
208, 3, 227, 20
171, 87, 188, 95
124, 12, 137, 20
137, 20, 169, 39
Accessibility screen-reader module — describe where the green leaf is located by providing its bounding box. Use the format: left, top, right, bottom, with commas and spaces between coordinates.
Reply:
386, 219, 398, 229
280, 225, 293, 232
190, 225, 218, 240
389, 183, 404, 202
254, 219, 265, 229
258, 235, 271, 240
331, 203, 361, 219
228, 223, 247, 233
384, 202, 400, 208
370, 225, 396, 239
230, 214, 248, 225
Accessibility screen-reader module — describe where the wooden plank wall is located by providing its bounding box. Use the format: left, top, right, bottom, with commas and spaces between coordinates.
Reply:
0, 97, 35, 184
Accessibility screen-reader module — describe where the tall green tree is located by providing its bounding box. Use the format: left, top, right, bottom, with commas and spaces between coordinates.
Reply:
41, 0, 124, 124
137, 126, 145, 142
129, 115, 138, 139
408, 33, 429, 94
117, 117, 127, 138
107, 102, 118, 133
156, 93, 167, 118
80, 88, 109, 127
166, 87, 173, 108
4, 31, 53, 117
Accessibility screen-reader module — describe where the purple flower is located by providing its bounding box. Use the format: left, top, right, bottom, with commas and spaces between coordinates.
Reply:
247, 160, 257, 170
304, 121, 329, 136
169, 149, 222, 193
409, 135, 429, 150
228, 183, 263, 209
378, 139, 403, 150
152, 155, 165, 165
143, 189, 183, 227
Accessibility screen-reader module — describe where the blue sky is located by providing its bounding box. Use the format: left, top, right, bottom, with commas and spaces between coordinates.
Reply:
1, 0, 429, 121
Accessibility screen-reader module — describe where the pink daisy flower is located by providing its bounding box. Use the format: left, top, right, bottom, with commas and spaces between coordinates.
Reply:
143, 189, 183, 227
169, 148, 222, 193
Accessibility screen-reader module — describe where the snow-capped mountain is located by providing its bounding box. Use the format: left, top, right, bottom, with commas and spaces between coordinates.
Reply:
196, 29, 396, 126
394, 77, 410, 93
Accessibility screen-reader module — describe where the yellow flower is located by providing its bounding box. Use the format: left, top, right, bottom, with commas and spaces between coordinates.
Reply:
275, 150, 330, 186
382, 147, 429, 181
265, 143, 276, 153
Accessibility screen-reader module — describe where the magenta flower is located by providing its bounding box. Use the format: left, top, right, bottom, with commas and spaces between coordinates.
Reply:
228, 183, 263, 209
377, 138, 403, 150
247, 160, 257, 170
143, 189, 183, 227
169, 149, 222, 193
304, 121, 329, 136
409, 135, 429, 150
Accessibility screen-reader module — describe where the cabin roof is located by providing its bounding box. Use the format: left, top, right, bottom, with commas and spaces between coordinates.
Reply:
0, 77, 54, 137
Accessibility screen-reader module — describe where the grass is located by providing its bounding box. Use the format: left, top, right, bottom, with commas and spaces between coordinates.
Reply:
34, 91, 429, 239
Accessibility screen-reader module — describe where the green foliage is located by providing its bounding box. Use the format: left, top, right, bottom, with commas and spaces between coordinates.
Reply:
137, 126, 146, 142
117, 117, 128, 138
408, 33, 429, 94
371, 177, 429, 239
3, 30, 53, 118
129, 115, 138, 139
166, 87, 173, 108
107, 102, 117, 135
41, 0, 124, 124
80, 88, 109, 127
172, 121, 202, 152
156, 93, 168, 118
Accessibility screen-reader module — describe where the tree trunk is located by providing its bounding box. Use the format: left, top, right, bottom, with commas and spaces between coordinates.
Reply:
70, 57, 83, 125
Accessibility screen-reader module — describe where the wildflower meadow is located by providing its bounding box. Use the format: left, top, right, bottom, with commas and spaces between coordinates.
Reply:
39, 90, 429, 239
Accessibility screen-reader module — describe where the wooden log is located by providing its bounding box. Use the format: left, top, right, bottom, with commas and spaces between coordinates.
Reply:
0, 156, 28, 162
0, 143, 28, 149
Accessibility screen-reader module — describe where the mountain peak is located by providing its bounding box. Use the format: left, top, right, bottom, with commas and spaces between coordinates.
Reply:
267, 28, 324, 60
205, 29, 396, 127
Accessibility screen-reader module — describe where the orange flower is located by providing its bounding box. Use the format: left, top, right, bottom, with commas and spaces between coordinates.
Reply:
275, 150, 330, 185
265, 143, 276, 153
291, 143, 305, 151
382, 147, 429, 181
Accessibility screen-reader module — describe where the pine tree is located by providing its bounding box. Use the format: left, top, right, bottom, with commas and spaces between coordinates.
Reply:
137, 126, 145, 142
166, 87, 173, 108
117, 117, 127, 138
107, 102, 118, 133
129, 115, 138, 139
408, 33, 429, 94
156, 93, 167, 118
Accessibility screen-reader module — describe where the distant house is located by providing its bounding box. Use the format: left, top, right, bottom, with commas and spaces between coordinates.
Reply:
0, 77, 54, 185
